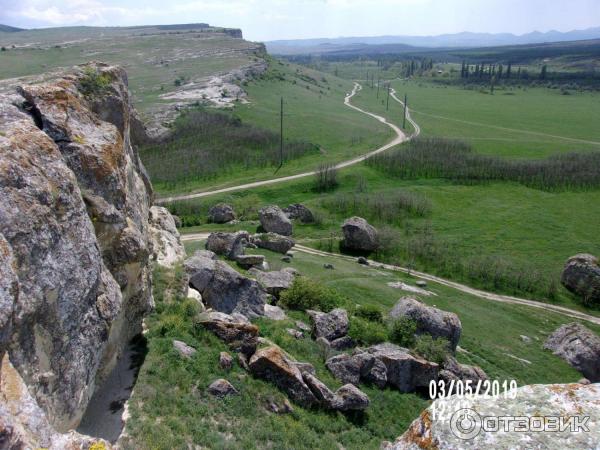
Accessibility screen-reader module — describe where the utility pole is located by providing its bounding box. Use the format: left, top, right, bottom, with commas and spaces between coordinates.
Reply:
403, 94, 407, 129
377, 78, 380, 98
386, 83, 390, 110
275, 96, 283, 174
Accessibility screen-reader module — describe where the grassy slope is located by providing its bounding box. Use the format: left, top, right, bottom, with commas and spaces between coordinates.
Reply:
123, 244, 591, 449
390, 79, 600, 158
152, 60, 393, 195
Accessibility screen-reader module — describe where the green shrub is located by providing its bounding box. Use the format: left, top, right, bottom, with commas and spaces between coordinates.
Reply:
79, 67, 111, 97
412, 335, 451, 364
353, 304, 383, 323
279, 276, 343, 312
389, 317, 417, 347
348, 317, 388, 346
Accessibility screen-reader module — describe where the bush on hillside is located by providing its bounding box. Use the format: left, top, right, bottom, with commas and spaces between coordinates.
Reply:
412, 335, 451, 364
348, 316, 388, 346
389, 317, 417, 347
279, 276, 343, 312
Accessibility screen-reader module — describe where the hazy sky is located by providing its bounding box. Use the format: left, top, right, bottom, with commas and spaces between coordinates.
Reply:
1, 0, 599, 41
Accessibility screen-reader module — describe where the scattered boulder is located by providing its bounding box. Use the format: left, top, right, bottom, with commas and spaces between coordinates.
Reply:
249, 346, 318, 407
357, 256, 369, 265
544, 322, 600, 382
294, 362, 316, 376
295, 320, 311, 332
283, 204, 314, 223
385, 383, 600, 449
303, 372, 338, 407
561, 254, 600, 304
207, 379, 238, 398
415, 280, 427, 288
219, 352, 233, 371
334, 384, 370, 411
253, 233, 295, 254
325, 353, 362, 385
324, 263, 334, 270
264, 304, 287, 321
438, 356, 488, 388
205, 231, 248, 260
149, 206, 186, 268
330, 336, 356, 351
326, 343, 439, 393
187, 287, 204, 310
208, 203, 236, 224
251, 269, 294, 297
235, 254, 265, 269
389, 297, 462, 351
308, 308, 349, 341
287, 328, 304, 339
173, 340, 197, 359
342, 217, 378, 252
259, 205, 293, 236
283, 267, 300, 276
197, 311, 259, 356
185, 252, 267, 318
266, 398, 294, 414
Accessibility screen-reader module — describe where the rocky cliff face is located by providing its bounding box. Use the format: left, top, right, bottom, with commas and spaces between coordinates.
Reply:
0, 62, 183, 446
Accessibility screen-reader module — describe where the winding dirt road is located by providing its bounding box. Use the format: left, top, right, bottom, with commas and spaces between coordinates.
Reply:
156, 82, 418, 204
180, 232, 600, 326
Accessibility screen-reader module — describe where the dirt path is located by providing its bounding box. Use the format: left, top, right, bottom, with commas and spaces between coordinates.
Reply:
181, 232, 600, 326
157, 82, 416, 203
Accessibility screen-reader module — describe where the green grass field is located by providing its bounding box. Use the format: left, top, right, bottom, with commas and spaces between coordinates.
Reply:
122, 243, 592, 449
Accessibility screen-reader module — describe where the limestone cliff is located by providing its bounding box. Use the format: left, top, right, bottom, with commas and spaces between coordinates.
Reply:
0, 62, 184, 446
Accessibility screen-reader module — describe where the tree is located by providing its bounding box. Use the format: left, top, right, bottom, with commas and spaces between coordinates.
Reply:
506, 62, 512, 79
460, 60, 466, 78
540, 65, 547, 80
497, 64, 503, 79
0, 46, 6, 52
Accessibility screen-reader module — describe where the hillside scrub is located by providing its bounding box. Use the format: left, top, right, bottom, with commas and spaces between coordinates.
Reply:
367, 138, 600, 191
140, 108, 318, 189
279, 276, 345, 312
320, 191, 431, 225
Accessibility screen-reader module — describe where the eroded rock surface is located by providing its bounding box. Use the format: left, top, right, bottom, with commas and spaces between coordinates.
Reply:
208, 203, 236, 224
259, 205, 293, 236
149, 205, 185, 267
561, 253, 600, 304
253, 232, 295, 254
0, 63, 190, 440
544, 322, 600, 382
390, 297, 462, 351
185, 251, 267, 318
384, 383, 600, 449
341, 216, 378, 252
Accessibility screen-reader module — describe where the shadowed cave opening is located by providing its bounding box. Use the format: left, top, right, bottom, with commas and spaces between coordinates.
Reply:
76, 333, 148, 443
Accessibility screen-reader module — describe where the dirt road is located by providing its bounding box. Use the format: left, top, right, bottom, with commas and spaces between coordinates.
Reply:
157, 82, 416, 203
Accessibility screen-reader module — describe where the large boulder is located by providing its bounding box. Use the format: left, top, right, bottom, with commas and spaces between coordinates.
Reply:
259, 205, 293, 236
208, 203, 236, 224
149, 205, 185, 268
341, 217, 378, 252
561, 254, 600, 304
384, 383, 600, 449
308, 308, 349, 341
253, 232, 295, 254
185, 252, 267, 318
197, 311, 259, 356
326, 343, 439, 393
0, 62, 154, 435
249, 346, 318, 407
205, 231, 249, 260
283, 203, 314, 223
250, 269, 295, 296
544, 322, 600, 382
389, 297, 462, 351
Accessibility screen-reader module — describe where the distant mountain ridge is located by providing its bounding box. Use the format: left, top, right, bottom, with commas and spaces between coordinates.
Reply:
266, 26, 600, 54
0, 24, 25, 32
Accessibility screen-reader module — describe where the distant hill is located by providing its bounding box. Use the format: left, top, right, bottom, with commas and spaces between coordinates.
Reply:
0, 24, 25, 32
267, 26, 600, 55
